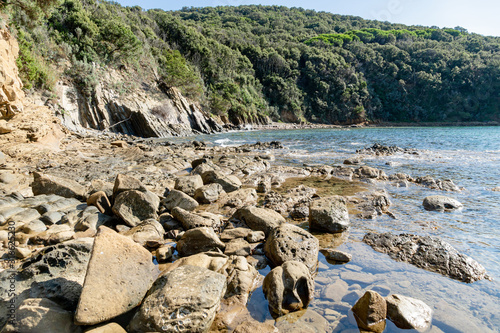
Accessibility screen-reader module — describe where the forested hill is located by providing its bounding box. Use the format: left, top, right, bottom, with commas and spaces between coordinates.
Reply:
6, 1, 500, 124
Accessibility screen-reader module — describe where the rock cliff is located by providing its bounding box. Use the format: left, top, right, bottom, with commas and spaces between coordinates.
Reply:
55, 68, 223, 138
0, 29, 24, 119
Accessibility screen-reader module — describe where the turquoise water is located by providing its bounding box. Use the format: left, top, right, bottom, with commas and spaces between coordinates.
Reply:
185, 126, 500, 332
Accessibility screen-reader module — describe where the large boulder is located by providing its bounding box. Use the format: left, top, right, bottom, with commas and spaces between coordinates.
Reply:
308, 196, 349, 233
176, 227, 225, 257
219, 188, 258, 208
263, 261, 314, 318
202, 170, 242, 193
422, 195, 463, 211
1, 298, 82, 333
363, 232, 488, 282
128, 265, 227, 333
171, 207, 221, 230
233, 206, 285, 236
174, 174, 204, 197
386, 294, 432, 330
162, 189, 199, 211
351, 290, 387, 333
75, 227, 159, 325
31, 172, 87, 201
194, 183, 225, 204
112, 190, 159, 227
264, 224, 319, 273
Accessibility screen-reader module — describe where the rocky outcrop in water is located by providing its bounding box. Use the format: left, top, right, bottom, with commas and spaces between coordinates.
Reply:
356, 143, 418, 156
363, 232, 488, 282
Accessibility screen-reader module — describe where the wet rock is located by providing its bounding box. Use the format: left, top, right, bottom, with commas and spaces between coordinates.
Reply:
112, 174, 147, 198
321, 249, 352, 263
202, 170, 242, 193
174, 174, 204, 197
2, 298, 82, 333
193, 183, 225, 204
386, 294, 432, 330
233, 320, 278, 333
356, 166, 387, 180
171, 207, 221, 230
112, 190, 159, 227
86, 191, 113, 215
357, 143, 416, 156
0, 238, 93, 327
264, 223, 319, 273
122, 219, 165, 246
74, 227, 157, 325
155, 244, 175, 263
363, 232, 488, 282
344, 157, 362, 165
309, 196, 350, 233
321, 279, 349, 303
128, 265, 227, 333
31, 172, 87, 200
351, 290, 387, 332
275, 309, 328, 333
219, 188, 258, 208
85, 323, 127, 333
263, 261, 314, 318
423, 195, 463, 211
233, 206, 285, 236
176, 227, 225, 257
162, 189, 199, 211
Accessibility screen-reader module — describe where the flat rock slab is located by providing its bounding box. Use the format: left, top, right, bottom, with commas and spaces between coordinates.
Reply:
31, 172, 87, 200
363, 232, 488, 282
75, 226, 159, 325
129, 265, 227, 333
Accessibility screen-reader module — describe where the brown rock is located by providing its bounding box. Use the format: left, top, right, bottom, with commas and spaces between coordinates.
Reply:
84, 323, 127, 333
31, 172, 87, 200
174, 174, 204, 196
233, 206, 285, 236
75, 226, 159, 325
87, 191, 113, 215
112, 190, 159, 227
351, 290, 387, 332
176, 227, 225, 257
112, 174, 147, 198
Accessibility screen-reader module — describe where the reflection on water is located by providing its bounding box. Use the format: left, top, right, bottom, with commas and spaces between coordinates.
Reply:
183, 126, 500, 331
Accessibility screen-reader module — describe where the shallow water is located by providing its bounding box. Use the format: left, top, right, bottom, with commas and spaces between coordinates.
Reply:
180, 126, 500, 332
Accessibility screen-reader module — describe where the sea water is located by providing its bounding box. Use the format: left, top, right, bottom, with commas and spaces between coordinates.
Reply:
183, 126, 500, 332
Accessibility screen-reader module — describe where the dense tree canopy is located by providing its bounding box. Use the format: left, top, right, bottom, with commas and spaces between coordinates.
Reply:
6, 1, 500, 123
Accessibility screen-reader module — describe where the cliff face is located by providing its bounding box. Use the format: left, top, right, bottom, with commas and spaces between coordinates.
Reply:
56, 69, 223, 138
0, 29, 24, 120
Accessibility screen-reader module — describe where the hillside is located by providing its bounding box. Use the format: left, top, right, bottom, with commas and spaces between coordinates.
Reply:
4, 1, 500, 131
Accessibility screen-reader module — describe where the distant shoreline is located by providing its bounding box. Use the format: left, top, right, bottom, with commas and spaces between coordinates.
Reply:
250, 121, 499, 131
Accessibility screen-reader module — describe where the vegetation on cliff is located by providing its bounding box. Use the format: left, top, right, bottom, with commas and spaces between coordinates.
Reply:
3, 0, 500, 124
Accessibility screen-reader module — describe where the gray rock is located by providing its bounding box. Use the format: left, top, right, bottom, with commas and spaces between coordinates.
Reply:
356, 166, 387, 180
264, 223, 319, 273
112, 190, 159, 227
29, 224, 75, 245
174, 174, 204, 197
363, 232, 488, 282
122, 219, 165, 246
176, 227, 225, 257
193, 183, 225, 204
22, 219, 47, 234
74, 206, 114, 232
309, 196, 350, 233
171, 207, 221, 230
423, 195, 463, 211
112, 174, 147, 198
386, 294, 432, 330
75, 227, 158, 325
351, 290, 387, 333
321, 249, 352, 263
233, 206, 285, 236
1, 298, 82, 333
163, 189, 199, 211
437, 179, 460, 192
0, 238, 93, 327
263, 261, 314, 318
202, 170, 242, 193
31, 172, 87, 200
128, 265, 227, 333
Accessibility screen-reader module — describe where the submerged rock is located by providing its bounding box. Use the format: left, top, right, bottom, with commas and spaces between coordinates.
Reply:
351, 290, 387, 333
363, 232, 488, 282
423, 195, 463, 211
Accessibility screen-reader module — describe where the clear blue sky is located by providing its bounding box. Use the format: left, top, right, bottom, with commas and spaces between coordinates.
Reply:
114, 0, 500, 36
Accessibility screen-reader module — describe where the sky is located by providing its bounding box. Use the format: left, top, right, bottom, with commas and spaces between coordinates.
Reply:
114, 0, 500, 37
